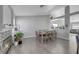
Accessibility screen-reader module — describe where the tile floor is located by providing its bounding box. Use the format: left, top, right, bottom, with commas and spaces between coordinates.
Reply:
8, 37, 69, 54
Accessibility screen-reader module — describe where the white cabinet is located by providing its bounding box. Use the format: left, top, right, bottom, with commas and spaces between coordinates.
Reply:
69, 33, 77, 54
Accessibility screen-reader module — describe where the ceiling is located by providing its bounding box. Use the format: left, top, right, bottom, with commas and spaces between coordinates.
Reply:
11, 5, 66, 16
11, 5, 56, 16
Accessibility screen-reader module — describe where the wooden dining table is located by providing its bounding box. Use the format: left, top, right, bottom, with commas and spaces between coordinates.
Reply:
35, 30, 57, 43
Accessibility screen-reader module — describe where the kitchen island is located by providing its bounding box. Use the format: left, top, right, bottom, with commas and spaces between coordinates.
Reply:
0, 29, 13, 54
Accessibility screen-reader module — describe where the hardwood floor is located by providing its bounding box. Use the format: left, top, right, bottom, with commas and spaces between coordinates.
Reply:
8, 37, 69, 54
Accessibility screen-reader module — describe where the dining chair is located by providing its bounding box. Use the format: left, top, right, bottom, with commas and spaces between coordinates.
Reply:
76, 34, 79, 54
50, 31, 56, 40
43, 33, 48, 43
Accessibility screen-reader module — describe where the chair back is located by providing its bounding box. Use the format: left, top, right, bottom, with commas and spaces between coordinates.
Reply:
76, 35, 79, 46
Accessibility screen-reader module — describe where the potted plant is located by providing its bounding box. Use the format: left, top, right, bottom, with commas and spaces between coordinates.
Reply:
15, 32, 24, 45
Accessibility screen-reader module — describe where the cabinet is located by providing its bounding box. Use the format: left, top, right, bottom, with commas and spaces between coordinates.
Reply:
0, 30, 12, 53
69, 33, 77, 54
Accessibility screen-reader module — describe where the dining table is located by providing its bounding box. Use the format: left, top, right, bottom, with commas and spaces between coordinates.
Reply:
35, 29, 57, 43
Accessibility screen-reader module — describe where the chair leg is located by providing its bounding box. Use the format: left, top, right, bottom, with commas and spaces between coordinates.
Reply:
77, 47, 78, 54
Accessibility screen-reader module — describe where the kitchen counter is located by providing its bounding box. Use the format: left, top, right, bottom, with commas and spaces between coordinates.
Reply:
0, 28, 12, 54
0, 28, 12, 32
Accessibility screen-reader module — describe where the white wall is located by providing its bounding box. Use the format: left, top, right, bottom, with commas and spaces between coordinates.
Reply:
2, 5, 14, 29
3, 6, 12, 25
70, 6, 79, 29
0, 5, 3, 30
15, 15, 49, 38
70, 5, 79, 29
70, 5, 79, 23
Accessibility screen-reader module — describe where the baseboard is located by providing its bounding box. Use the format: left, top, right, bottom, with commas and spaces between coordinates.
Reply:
23, 36, 36, 39
57, 37, 69, 41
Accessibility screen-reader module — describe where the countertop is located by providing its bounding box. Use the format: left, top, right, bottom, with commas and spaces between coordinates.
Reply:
70, 29, 79, 34
0, 28, 12, 33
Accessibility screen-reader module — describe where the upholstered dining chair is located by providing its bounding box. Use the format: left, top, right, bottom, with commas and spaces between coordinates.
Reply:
49, 30, 57, 40
38, 32, 47, 43
76, 34, 79, 54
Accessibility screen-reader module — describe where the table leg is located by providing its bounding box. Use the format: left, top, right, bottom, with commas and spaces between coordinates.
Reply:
41, 34, 43, 43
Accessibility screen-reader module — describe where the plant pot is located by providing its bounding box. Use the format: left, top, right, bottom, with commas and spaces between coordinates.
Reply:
18, 40, 22, 45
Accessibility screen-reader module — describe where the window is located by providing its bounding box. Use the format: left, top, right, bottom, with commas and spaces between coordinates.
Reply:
50, 18, 65, 29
